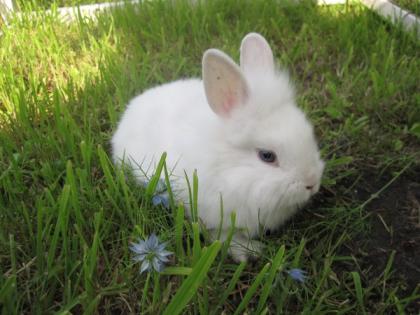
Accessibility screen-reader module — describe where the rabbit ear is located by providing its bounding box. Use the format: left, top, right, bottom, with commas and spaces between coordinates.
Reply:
240, 33, 274, 75
202, 49, 249, 118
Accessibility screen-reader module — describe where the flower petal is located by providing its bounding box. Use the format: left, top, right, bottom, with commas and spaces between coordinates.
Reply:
157, 256, 170, 263
155, 179, 167, 193
161, 198, 170, 209
287, 268, 306, 283
157, 250, 172, 260
152, 257, 165, 273
130, 241, 148, 254
140, 260, 151, 274
132, 253, 147, 262
147, 233, 159, 250
140, 179, 150, 188
152, 195, 165, 207
157, 242, 167, 252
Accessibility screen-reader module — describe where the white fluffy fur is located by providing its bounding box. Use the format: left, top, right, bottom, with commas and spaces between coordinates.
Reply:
111, 33, 324, 261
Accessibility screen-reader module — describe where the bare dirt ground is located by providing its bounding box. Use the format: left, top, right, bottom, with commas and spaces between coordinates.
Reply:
349, 170, 420, 312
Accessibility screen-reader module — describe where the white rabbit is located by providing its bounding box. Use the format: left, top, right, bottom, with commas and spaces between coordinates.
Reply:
112, 33, 324, 262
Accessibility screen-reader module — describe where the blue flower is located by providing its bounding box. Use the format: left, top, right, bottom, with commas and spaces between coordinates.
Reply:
152, 193, 170, 209
130, 233, 172, 273
286, 268, 306, 283
142, 179, 171, 209
154, 178, 167, 194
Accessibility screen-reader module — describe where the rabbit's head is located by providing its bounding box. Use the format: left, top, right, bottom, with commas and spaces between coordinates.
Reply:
201, 33, 324, 224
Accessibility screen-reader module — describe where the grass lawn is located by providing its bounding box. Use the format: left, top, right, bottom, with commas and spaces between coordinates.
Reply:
0, 0, 419, 313
14, 0, 116, 9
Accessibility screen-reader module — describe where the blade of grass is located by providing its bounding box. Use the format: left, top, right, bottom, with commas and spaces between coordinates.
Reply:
351, 271, 366, 315
163, 241, 221, 315
382, 250, 396, 301
192, 222, 201, 265
174, 203, 185, 259
163, 160, 175, 209
145, 152, 167, 197
211, 261, 246, 315
161, 266, 193, 276
216, 212, 236, 270
256, 245, 286, 314
97, 145, 117, 192
233, 263, 271, 315
47, 184, 71, 270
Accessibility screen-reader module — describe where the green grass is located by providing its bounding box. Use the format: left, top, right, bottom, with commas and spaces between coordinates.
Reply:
391, 0, 420, 16
1, 0, 419, 314
14, 0, 116, 9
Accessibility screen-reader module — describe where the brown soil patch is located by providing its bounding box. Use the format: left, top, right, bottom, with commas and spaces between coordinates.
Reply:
347, 170, 420, 312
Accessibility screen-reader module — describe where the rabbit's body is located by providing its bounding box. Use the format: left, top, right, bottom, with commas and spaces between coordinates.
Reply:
112, 33, 324, 261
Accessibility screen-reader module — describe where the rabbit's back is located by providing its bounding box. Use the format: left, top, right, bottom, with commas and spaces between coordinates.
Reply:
111, 78, 215, 177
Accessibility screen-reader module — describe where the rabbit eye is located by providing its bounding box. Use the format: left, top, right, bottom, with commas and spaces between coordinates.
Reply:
257, 149, 277, 164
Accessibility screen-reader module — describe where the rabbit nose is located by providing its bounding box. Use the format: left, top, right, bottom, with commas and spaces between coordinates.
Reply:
305, 173, 318, 192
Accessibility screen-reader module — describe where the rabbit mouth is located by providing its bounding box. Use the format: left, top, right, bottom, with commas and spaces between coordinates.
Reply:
277, 182, 312, 209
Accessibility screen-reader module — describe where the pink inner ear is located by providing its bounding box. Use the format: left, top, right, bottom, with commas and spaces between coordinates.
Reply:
222, 91, 237, 116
